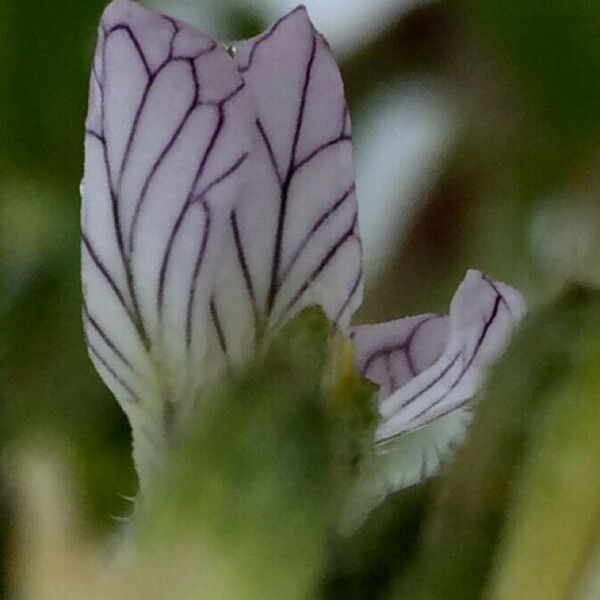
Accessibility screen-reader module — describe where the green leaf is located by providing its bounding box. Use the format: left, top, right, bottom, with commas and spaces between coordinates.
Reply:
457, 0, 600, 186
136, 308, 375, 600
319, 483, 432, 600
486, 322, 600, 599
388, 286, 600, 600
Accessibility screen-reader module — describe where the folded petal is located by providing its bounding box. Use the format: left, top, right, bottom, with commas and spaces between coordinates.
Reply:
351, 270, 526, 443
207, 7, 362, 371
81, 0, 252, 475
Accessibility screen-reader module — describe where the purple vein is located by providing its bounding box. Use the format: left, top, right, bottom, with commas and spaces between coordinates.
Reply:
92, 63, 103, 90
280, 183, 355, 283
273, 214, 358, 329
162, 15, 179, 57
255, 118, 282, 184
209, 296, 228, 356
333, 264, 362, 326
361, 315, 439, 375
231, 210, 260, 327
85, 129, 104, 143
293, 134, 351, 172
288, 33, 317, 176
397, 353, 461, 411
181, 41, 219, 63
126, 51, 229, 258
405, 344, 420, 377
385, 353, 398, 390
117, 80, 152, 192
157, 142, 248, 321
185, 202, 211, 348
82, 233, 132, 320
106, 24, 151, 76
83, 304, 136, 372
482, 273, 513, 316
101, 26, 150, 349
203, 80, 245, 106
237, 5, 306, 73
200, 152, 248, 197
127, 59, 199, 255
266, 33, 317, 315
157, 108, 224, 318
117, 53, 203, 193
409, 293, 503, 423
86, 337, 140, 404
379, 290, 504, 440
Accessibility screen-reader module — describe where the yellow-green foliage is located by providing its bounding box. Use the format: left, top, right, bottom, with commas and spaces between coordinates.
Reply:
9, 292, 600, 600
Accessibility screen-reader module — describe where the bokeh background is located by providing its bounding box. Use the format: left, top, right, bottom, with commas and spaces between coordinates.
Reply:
2, 0, 600, 598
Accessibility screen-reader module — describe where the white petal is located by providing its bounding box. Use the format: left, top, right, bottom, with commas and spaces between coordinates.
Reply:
81, 0, 252, 466
375, 407, 473, 488
351, 270, 526, 443
208, 7, 362, 372
341, 406, 471, 532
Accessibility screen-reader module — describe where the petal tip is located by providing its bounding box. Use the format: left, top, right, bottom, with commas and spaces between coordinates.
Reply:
278, 4, 313, 32
290, 4, 309, 17
460, 269, 527, 322
101, 0, 140, 22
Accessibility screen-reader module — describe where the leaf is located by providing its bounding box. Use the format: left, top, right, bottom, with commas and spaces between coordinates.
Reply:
136, 309, 338, 600
208, 7, 362, 372
324, 331, 379, 500
388, 286, 600, 600
460, 0, 600, 185
318, 484, 432, 600
485, 333, 600, 600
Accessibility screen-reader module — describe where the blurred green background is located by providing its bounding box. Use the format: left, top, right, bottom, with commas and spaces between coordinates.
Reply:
2, 0, 600, 598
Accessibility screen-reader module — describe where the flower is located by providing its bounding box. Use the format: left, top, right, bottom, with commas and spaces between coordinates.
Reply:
81, 0, 525, 488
